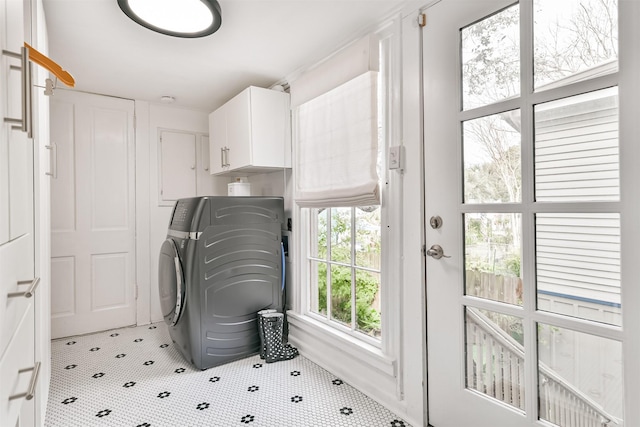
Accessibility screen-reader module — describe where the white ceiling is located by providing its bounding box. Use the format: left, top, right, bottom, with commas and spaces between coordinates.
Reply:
42, 0, 409, 112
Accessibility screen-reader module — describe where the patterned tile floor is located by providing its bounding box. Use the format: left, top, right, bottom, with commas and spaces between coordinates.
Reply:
45, 322, 411, 427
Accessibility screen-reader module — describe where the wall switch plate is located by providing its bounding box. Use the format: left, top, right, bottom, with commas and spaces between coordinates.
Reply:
388, 145, 404, 170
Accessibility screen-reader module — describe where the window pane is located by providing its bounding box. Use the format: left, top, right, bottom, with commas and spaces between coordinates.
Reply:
465, 307, 525, 411
310, 208, 327, 259
330, 264, 352, 327
309, 261, 326, 316
463, 111, 521, 203
535, 87, 619, 202
461, 4, 520, 110
330, 208, 351, 263
355, 270, 381, 338
538, 324, 623, 425
536, 213, 621, 326
465, 213, 522, 306
356, 206, 381, 269
534, 0, 618, 90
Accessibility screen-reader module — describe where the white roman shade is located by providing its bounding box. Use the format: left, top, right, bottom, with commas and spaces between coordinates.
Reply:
292, 34, 380, 208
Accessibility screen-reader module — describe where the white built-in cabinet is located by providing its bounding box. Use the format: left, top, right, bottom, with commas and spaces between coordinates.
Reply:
0, 0, 44, 426
208, 86, 291, 175
159, 130, 219, 203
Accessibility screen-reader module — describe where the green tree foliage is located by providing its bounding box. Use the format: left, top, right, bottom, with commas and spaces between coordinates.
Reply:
315, 208, 381, 336
316, 263, 381, 336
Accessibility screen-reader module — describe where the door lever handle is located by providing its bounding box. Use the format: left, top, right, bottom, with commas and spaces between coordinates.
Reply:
426, 244, 451, 260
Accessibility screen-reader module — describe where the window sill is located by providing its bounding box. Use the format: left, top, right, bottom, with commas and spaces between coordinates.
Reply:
286, 311, 397, 378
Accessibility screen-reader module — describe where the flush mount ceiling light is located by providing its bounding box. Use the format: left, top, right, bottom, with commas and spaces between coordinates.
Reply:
117, 0, 222, 38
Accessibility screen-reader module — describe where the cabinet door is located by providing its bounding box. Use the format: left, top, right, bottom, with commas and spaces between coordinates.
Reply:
159, 130, 196, 202
225, 89, 252, 170
250, 87, 291, 168
197, 135, 224, 196
0, 0, 34, 269
209, 108, 226, 174
0, 302, 35, 427
8, 82, 33, 241
0, 0, 29, 245
0, 0, 7, 245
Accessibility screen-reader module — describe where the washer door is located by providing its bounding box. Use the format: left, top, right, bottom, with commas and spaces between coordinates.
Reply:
158, 239, 185, 326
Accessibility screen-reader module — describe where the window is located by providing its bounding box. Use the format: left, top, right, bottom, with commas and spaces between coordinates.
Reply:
308, 206, 382, 339
295, 30, 397, 347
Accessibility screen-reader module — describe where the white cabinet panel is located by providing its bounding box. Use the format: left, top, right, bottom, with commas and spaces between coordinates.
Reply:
0, 133, 8, 245
1, 0, 31, 246
208, 86, 291, 176
159, 130, 196, 201
0, 235, 34, 357
0, 0, 6, 245
1, 2, 47, 426
0, 302, 35, 427
5, 8, 29, 239
4, 0, 25, 51
209, 109, 226, 175
250, 88, 291, 167
197, 135, 222, 196
9, 126, 33, 240
225, 89, 252, 170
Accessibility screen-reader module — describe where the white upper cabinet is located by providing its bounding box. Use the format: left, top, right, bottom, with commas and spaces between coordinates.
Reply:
209, 86, 291, 175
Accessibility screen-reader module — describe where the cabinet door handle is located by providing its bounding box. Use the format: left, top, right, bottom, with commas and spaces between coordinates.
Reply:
27, 59, 33, 138
2, 47, 33, 137
45, 143, 57, 178
224, 147, 230, 167
220, 147, 225, 168
8, 277, 41, 299
9, 362, 41, 401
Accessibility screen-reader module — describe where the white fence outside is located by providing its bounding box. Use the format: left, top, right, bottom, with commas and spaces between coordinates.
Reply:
466, 307, 621, 426
464, 271, 622, 426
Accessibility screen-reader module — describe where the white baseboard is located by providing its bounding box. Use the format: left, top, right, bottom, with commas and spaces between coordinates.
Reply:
288, 312, 419, 424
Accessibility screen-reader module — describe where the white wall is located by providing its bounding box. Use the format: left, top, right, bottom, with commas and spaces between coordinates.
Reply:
134, 103, 227, 323
247, 170, 293, 308
286, 9, 428, 427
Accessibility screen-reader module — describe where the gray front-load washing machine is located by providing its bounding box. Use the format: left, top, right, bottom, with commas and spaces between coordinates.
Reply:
158, 196, 285, 370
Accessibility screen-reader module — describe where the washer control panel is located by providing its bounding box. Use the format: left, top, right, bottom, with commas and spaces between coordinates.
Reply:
169, 198, 202, 232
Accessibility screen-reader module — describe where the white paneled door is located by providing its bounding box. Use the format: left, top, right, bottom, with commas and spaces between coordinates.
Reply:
50, 90, 136, 339
424, 1, 640, 426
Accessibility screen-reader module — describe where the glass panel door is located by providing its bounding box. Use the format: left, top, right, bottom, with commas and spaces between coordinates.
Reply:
424, 1, 637, 426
